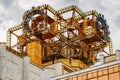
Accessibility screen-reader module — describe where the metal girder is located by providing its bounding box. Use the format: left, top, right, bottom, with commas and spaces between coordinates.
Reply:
6, 4, 112, 67
74, 6, 85, 18
75, 10, 98, 20
57, 5, 73, 14
57, 5, 85, 18
47, 5, 56, 14
23, 4, 57, 19
7, 25, 23, 46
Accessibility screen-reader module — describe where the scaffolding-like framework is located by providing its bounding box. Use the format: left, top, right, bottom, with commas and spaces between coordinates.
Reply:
7, 4, 112, 66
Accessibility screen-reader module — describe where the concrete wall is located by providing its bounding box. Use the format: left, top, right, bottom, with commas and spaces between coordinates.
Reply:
0, 43, 23, 80
29, 64, 45, 80
0, 43, 46, 80
44, 62, 63, 77
0, 43, 67, 80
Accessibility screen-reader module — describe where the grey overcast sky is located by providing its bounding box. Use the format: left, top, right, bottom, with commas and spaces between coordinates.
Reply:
0, 0, 120, 52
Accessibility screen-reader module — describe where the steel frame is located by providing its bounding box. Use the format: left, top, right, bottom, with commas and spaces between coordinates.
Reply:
7, 4, 112, 65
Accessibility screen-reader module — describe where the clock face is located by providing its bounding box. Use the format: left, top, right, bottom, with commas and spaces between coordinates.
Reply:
96, 13, 110, 42
23, 10, 44, 34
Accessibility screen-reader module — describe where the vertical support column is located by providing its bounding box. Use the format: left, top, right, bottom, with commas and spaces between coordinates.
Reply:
0, 57, 5, 80
62, 65, 64, 75
64, 46, 67, 57
109, 40, 113, 55
54, 15, 58, 34
0, 43, 6, 80
92, 11, 96, 34
0, 56, 2, 80
67, 46, 71, 58
116, 50, 120, 60
99, 54, 104, 64
83, 18, 88, 35
7, 31, 11, 47
23, 56, 30, 80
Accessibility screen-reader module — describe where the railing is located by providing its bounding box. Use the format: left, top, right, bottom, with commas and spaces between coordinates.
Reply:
6, 46, 25, 58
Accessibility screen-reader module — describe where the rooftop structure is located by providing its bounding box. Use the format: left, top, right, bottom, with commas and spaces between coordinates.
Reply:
0, 4, 117, 80
6, 5, 112, 70
0, 43, 120, 80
